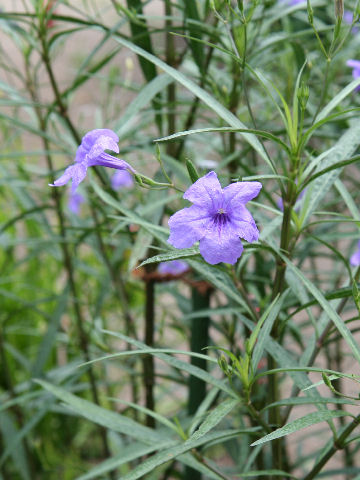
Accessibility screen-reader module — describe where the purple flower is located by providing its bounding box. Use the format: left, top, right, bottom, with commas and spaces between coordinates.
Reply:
49, 129, 134, 193
158, 260, 188, 275
167, 171, 261, 265
111, 170, 134, 191
344, 10, 359, 34
350, 240, 360, 266
289, 0, 303, 5
346, 60, 360, 91
68, 190, 85, 215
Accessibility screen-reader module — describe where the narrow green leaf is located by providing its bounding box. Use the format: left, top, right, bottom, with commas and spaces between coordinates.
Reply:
120, 428, 259, 480
0, 413, 31, 480
35, 380, 163, 443
251, 410, 350, 446
190, 398, 238, 441
139, 248, 199, 267
76, 442, 171, 480
251, 292, 287, 371
235, 470, 296, 478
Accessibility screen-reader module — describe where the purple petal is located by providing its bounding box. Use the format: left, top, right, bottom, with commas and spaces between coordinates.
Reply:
111, 170, 134, 190
350, 241, 360, 266
75, 129, 119, 163
86, 135, 120, 161
344, 10, 353, 25
90, 152, 134, 172
49, 163, 87, 193
183, 171, 223, 209
68, 191, 85, 215
230, 207, 259, 242
81, 129, 119, 151
347, 59, 360, 70
49, 164, 76, 187
158, 260, 188, 275
223, 181, 262, 208
199, 223, 244, 265
70, 163, 88, 192
168, 205, 212, 249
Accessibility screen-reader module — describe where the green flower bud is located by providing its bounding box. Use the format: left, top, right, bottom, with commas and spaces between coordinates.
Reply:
297, 81, 310, 110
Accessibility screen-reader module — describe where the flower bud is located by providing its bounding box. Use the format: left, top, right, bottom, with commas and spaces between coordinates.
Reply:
335, 0, 344, 20
218, 354, 230, 376
297, 81, 310, 110
186, 158, 200, 183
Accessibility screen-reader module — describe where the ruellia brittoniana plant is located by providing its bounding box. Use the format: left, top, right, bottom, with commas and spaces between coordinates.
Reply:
1, 1, 360, 479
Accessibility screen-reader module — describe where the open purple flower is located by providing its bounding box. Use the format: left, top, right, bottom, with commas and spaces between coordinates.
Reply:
49, 129, 134, 193
68, 190, 85, 215
111, 170, 134, 191
168, 171, 261, 265
346, 60, 360, 91
350, 240, 360, 266
158, 260, 188, 275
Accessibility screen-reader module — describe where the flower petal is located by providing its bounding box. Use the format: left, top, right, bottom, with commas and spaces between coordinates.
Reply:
86, 135, 120, 161
230, 205, 259, 242
68, 191, 85, 215
346, 59, 360, 70
199, 224, 244, 265
223, 181, 262, 208
75, 129, 119, 163
168, 205, 212, 249
90, 152, 134, 172
183, 171, 223, 209
350, 241, 360, 266
158, 260, 188, 275
49, 164, 77, 187
111, 170, 134, 190
81, 129, 119, 150
70, 163, 88, 192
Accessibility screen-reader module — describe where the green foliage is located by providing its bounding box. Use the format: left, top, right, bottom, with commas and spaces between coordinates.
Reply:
1, 1, 360, 479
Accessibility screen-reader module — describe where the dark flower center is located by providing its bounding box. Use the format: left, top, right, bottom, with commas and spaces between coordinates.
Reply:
213, 208, 229, 226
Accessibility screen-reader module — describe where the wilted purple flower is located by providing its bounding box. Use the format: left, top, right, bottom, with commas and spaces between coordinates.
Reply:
49, 129, 133, 193
158, 260, 188, 275
111, 170, 134, 191
168, 171, 261, 265
350, 240, 360, 266
346, 60, 360, 91
68, 190, 85, 215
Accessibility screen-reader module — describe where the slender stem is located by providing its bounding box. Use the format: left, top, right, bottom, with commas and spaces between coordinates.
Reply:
143, 271, 156, 428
